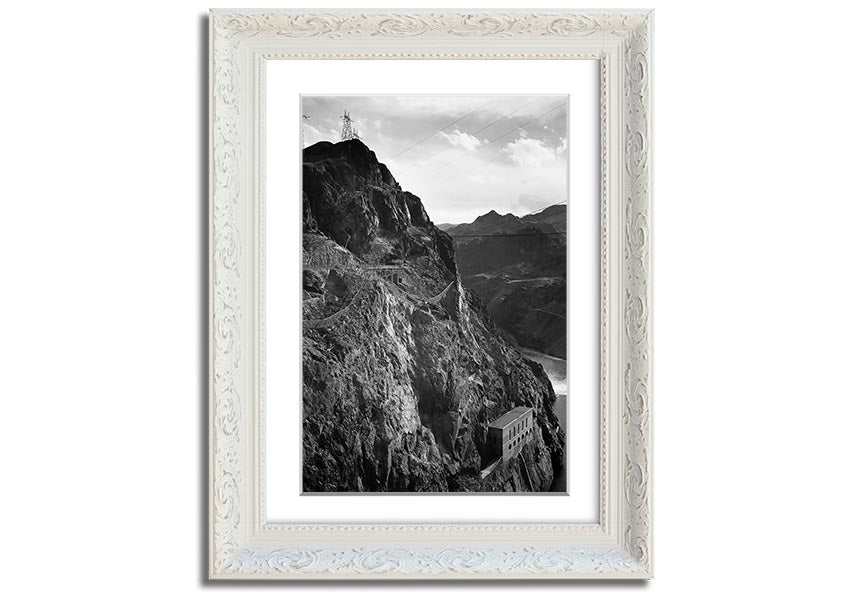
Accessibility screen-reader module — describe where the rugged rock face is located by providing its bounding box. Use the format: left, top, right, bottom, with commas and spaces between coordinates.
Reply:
446, 205, 567, 359
301, 140, 565, 492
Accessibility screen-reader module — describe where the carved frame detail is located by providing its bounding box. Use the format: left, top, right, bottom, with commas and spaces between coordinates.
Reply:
210, 9, 651, 579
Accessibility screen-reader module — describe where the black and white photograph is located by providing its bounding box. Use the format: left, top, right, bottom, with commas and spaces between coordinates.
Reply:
13, 0, 850, 591
300, 95, 569, 493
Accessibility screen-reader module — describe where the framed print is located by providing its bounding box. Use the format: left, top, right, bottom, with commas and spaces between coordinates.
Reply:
298, 92, 570, 496
209, 8, 652, 579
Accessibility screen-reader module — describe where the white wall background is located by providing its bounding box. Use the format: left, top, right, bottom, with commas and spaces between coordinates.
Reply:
1, 0, 848, 597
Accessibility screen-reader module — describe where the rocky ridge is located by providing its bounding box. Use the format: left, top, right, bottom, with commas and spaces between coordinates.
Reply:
301, 139, 565, 492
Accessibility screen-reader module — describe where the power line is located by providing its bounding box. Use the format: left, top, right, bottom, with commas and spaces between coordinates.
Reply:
411, 101, 566, 183
450, 231, 565, 238
404, 102, 567, 188
531, 308, 566, 321
397, 97, 540, 174
388, 97, 497, 160
468, 98, 540, 138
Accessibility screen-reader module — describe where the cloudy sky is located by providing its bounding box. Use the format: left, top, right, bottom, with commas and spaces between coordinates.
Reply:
301, 95, 568, 225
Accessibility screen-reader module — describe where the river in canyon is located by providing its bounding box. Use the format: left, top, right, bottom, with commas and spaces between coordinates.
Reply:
521, 348, 568, 493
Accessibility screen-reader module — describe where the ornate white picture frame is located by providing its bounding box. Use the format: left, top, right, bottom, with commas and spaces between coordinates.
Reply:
209, 8, 652, 579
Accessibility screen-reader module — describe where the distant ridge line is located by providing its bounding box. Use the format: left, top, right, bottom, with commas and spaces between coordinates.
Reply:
451, 231, 565, 238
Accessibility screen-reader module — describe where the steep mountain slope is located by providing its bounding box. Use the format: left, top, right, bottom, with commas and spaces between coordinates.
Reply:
301, 140, 565, 492
450, 205, 567, 359
522, 203, 568, 232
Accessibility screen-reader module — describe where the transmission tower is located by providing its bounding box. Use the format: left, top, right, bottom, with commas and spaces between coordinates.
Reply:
339, 110, 360, 141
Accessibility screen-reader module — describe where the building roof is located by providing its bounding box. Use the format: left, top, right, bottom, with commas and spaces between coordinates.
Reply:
488, 406, 533, 429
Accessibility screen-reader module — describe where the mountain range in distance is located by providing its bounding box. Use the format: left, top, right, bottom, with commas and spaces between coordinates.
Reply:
439, 204, 566, 360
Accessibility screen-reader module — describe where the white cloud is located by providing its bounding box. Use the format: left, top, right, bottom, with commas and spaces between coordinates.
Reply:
437, 128, 484, 152
467, 173, 494, 184
502, 137, 558, 167
556, 136, 568, 156
302, 123, 339, 146
299, 95, 568, 224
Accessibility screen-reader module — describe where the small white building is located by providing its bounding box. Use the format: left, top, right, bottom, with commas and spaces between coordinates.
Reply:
487, 406, 534, 460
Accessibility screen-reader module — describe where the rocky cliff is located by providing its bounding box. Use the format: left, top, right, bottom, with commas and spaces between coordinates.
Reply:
301, 139, 565, 492
446, 205, 567, 359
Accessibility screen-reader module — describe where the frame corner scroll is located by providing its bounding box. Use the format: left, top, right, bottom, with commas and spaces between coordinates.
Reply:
209, 9, 652, 580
